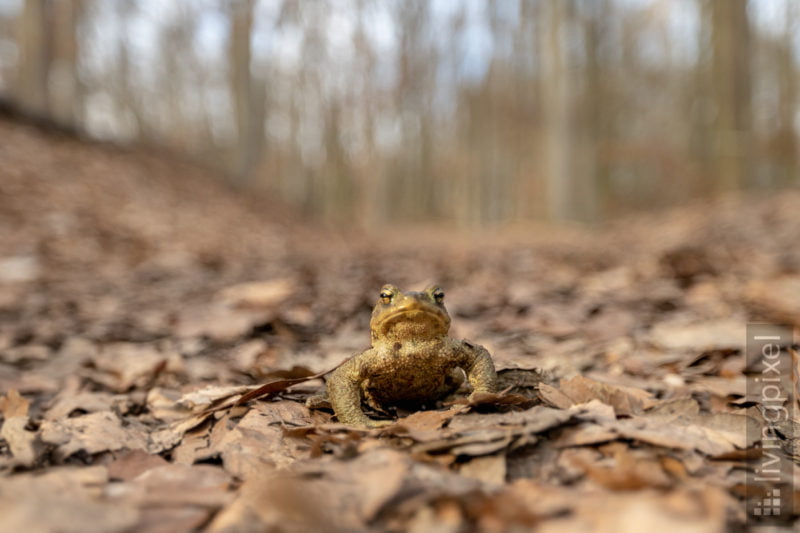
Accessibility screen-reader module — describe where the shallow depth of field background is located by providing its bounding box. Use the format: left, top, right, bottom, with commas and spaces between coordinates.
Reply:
1, 0, 797, 227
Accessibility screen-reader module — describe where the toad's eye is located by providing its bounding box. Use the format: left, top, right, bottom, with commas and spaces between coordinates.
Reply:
433, 288, 445, 303
380, 290, 393, 304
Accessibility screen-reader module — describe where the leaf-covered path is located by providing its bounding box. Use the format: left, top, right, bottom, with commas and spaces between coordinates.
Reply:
1, 117, 799, 531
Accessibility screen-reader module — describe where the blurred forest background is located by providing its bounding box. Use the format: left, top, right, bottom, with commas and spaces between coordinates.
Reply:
0, 0, 798, 227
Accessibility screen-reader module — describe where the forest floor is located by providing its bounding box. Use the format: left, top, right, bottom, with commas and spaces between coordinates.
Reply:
1, 115, 799, 532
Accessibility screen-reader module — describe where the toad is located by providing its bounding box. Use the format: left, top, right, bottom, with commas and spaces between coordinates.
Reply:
324, 284, 498, 427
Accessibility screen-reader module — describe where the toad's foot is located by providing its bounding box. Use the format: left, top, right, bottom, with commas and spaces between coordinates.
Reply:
305, 393, 330, 410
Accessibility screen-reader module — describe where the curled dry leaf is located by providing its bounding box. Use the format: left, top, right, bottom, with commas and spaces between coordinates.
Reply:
146, 385, 257, 454
178, 384, 257, 411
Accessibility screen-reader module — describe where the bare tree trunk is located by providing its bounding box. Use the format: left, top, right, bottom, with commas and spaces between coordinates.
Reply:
322, 101, 354, 221
540, 0, 576, 222
114, 1, 146, 139
15, 0, 50, 116
390, 0, 436, 222
581, 1, 607, 222
690, 0, 715, 196
228, 0, 264, 185
48, 0, 83, 127
710, 0, 752, 192
776, 0, 798, 185
352, 0, 379, 227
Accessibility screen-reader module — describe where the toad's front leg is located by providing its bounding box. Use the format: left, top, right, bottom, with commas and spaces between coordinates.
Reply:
327, 351, 392, 428
459, 341, 498, 395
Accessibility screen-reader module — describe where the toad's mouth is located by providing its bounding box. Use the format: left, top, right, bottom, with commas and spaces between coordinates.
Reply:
374, 305, 449, 332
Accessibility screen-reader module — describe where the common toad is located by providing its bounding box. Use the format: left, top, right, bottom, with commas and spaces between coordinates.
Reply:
325, 284, 498, 427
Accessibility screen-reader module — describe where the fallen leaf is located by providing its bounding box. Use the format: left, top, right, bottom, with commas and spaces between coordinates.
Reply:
1, 343, 51, 364
549, 375, 656, 416
40, 410, 149, 459
107, 450, 170, 481
233, 360, 348, 408
649, 318, 743, 352
212, 447, 414, 531
0, 388, 29, 418
171, 424, 214, 466
460, 390, 535, 408
537, 486, 731, 533
538, 383, 574, 409
686, 376, 746, 397
746, 276, 800, 326
559, 409, 757, 456
394, 407, 465, 438
414, 406, 577, 458
46, 390, 122, 420
210, 401, 314, 478
146, 384, 257, 448
573, 442, 674, 490
178, 384, 257, 411
218, 278, 296, 309
87, 343, 167, 392
458, 454, 507, 486
0, 255, 40, 282
111, 463, 232, 508
646, 397, 700, 419
0, 390, 37, 467
0, 466, 139, 533
227, 338, 269, 374
478, 479, 575, 525
175, 304, 271, 342
207, 468, 327, 532
1, 417, 38, 467
129, 507, 212, 533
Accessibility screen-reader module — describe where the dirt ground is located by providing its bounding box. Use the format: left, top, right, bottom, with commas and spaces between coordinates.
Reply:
1, 116, 799, 532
